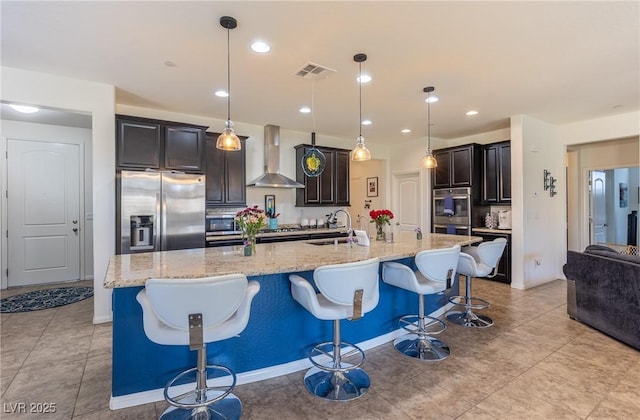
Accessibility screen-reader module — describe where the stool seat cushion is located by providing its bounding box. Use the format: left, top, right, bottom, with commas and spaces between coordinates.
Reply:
382, 262, 445, 295
382, 245, 460, 295
136, 275, 260, 346
457, 238, 506, 278
289, 257, 380, 321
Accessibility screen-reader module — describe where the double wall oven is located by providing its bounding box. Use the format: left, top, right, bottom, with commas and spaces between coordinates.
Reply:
432, 187, 472, 236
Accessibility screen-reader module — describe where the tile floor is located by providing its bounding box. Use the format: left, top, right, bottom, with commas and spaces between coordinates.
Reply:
1, 278, 639, 419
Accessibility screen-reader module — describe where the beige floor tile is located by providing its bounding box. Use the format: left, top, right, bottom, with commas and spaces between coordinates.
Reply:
73, 374, 112, 418
3, 357, 86, 401
476, 385, 582, 420
498, 366, 605, 418
455, 406, 499, 420
1, 384, 80, 420
72, 403, 157, 419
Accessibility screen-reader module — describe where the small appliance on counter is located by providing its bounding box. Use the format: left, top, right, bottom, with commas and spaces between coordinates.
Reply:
484, 212, 498, 229
498, 210, 512, 229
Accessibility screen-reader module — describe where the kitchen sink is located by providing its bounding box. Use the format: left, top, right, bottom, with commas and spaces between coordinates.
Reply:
308, 238, 349, 246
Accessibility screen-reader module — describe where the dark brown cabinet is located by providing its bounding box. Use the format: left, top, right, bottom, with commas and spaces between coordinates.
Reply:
433, 144, 481, 188
295, 144, 350, 207
474, 231, 511, 284
205, 133, 246, 208
116, 115, 206, 173
482, 141, 511, 203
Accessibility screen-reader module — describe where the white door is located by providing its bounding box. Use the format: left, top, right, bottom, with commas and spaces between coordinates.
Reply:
7, 139, 81, 286
590, 170, 607, 245
395, 172, 421, 232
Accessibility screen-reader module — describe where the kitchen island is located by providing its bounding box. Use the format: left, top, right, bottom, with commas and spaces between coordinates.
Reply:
106, 232, 481, 409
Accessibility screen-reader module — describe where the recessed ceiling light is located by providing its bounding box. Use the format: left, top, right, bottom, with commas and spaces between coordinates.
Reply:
357, 74, 372, 83
401, 128, 411, 133
425, 96, 439, 104
164, 60, 176, 67
9, 104, 39, 113
465, 110, 479, 116
362, 120, 372, 126
214, 90, 229, 98
299, 106, 311, 113
251, 41, 270, 53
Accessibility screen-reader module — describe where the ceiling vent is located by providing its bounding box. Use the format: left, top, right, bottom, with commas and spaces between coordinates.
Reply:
294, 62, 336, 80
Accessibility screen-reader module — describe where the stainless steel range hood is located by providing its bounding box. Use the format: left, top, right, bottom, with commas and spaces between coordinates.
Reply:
247, 124, 305, 188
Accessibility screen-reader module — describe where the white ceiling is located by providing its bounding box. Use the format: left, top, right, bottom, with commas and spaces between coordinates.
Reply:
2, 1, 638, 144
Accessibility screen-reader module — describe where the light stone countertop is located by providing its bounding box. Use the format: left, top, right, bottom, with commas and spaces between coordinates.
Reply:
472, 227, 513, 235
105, 232, 482, 288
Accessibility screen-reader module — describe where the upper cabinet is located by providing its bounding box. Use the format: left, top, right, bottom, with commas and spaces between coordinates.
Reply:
482, 141, 511, 203
205, 132, 247, 208
432, 144, 481, 188
295, 144, 350, 207
116, 115, 206, 173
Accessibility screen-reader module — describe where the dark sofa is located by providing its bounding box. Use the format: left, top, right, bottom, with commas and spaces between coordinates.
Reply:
563, 245, 640, 350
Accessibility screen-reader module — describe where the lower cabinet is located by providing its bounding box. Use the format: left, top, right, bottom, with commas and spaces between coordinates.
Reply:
472, 231, 511, 284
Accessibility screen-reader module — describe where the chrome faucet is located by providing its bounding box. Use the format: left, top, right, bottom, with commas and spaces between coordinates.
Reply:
329, 209, 353, 245
356, 214, 370, 238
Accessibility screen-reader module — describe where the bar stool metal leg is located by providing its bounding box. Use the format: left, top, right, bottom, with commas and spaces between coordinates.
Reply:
393, 294, 450, 361
160, 345, 242, 420
446, 275, 494, 328
303, 320, 370, 401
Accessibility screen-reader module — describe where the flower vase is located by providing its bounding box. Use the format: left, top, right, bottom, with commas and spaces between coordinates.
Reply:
375, 223, 385, 241
244, 233, 257, 256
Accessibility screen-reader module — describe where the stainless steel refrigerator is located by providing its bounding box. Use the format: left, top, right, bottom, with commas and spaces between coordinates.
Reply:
117, 170, 205, 254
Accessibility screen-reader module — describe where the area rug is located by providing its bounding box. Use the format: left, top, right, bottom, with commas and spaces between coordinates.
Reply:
0, 286, 93, 313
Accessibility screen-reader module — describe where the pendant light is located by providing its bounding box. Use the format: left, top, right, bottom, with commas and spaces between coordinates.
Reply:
421, 86, 438, 168
216, 16, 242, 151
301, 81, 326, 177
351, 53, 371, 161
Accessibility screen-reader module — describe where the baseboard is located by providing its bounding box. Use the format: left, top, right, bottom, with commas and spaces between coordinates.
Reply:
93, 314, 112, 324
109, 303, 455, 410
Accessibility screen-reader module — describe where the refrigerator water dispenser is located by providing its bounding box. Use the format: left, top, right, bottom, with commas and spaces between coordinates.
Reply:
130, 215, 154, 249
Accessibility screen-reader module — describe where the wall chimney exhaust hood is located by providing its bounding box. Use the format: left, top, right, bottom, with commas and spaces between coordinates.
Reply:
247, 124, 305, 188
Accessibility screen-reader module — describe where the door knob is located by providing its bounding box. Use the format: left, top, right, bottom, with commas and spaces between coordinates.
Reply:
73, 228, 79, 233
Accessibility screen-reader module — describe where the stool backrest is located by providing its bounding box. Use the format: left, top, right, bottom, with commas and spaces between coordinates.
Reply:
415, 245, 461, 283
314, 258, 380, 305
145, 274, 248, 330
478, 238, 507, 268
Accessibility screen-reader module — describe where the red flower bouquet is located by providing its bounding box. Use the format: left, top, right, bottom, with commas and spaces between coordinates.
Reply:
370, 209, 394, 240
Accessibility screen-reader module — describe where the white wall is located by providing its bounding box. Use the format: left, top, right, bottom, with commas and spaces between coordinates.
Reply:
0, 120, 93, 285
1, 66, 115, 324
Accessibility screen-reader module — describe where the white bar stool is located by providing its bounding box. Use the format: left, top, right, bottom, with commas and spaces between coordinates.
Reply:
289, 257, 380, 402
382, 245, 460, 361
136, 274, 260, 420
446, 238, 507, 328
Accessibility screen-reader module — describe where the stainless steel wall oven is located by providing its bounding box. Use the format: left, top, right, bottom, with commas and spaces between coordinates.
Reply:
432, 187, 472, 235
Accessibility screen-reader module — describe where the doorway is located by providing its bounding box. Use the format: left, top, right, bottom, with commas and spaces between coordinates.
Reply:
1, 104, 92, 289
7, 139, 82, 286
588, 167, 639, 247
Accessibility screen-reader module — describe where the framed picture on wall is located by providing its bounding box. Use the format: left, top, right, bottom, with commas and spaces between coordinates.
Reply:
366, 177, 378, 197
265, 194, 276, 217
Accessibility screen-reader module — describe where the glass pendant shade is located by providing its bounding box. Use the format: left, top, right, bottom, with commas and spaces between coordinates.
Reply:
422, 86, 438, 168
216, 16, 241, 151
351, 53, 371, 161
422, 150, 438, 168
216, 120, 241, 151
351, 136, 371, 161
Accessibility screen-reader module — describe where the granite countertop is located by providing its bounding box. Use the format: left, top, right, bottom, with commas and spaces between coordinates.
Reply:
105, 232, 482, 288
472, 227, 512, 235
206, 227, 349, 241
